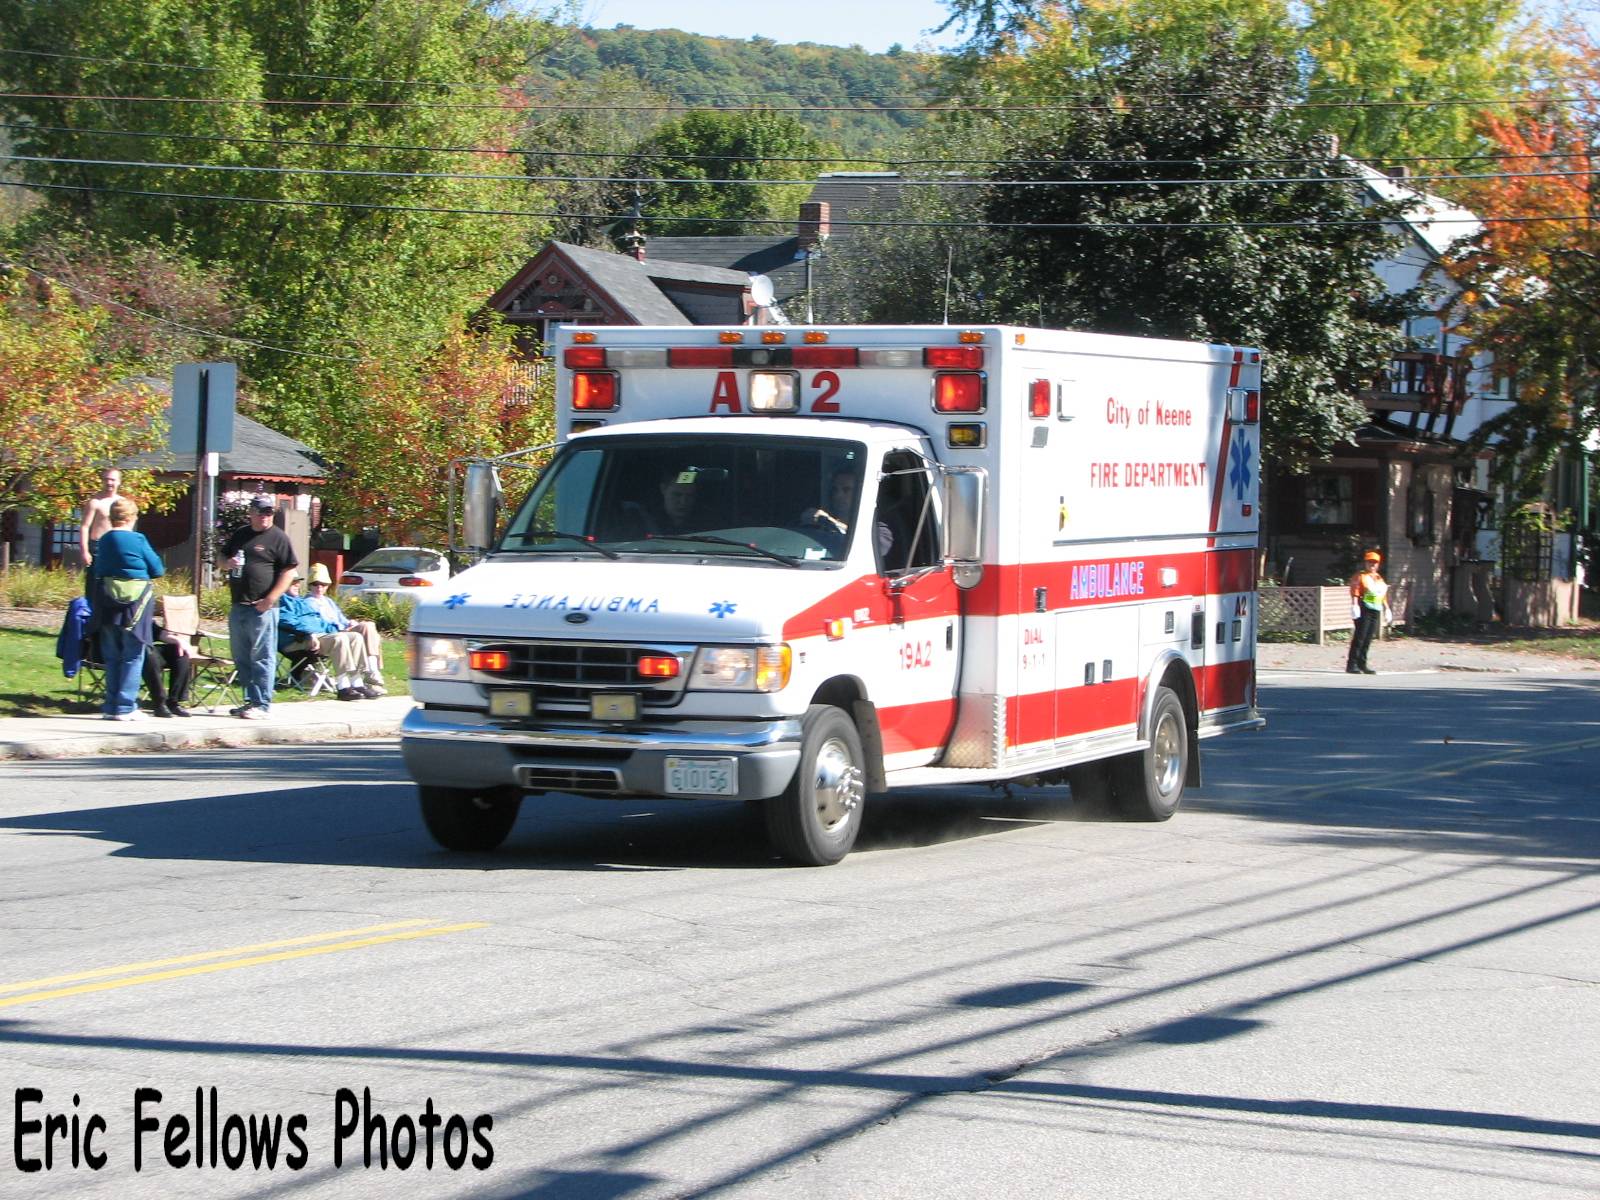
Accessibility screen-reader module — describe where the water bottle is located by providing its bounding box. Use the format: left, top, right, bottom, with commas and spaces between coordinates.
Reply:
229, 550, 245, 581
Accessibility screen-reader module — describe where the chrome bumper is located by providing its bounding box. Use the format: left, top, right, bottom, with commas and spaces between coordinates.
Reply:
400, 707, 803, 800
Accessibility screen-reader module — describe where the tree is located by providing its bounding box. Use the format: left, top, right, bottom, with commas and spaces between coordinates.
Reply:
625, 109, 838, 237
1447, 24, 1600, 503
847, 36, 1411, 472
0, 274, 180, 566
321, 318, 554, 543
934, 0, 1555, 161
0, 0, 560, 446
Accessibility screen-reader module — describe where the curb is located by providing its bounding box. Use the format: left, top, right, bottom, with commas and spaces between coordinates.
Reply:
0, 711, 408, 761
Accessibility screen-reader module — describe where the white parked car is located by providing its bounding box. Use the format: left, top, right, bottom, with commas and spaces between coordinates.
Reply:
338, 546, 451, 603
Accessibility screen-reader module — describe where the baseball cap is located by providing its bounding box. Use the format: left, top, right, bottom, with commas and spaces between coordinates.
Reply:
248, 495, 275, 513
1363, 550, 1382, 562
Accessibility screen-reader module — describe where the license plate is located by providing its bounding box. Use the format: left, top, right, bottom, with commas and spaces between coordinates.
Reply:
591, 693, 639, 721
489, 690, 532, 718
664, 757, 738, 796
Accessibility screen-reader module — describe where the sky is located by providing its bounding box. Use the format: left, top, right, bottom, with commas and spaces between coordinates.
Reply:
579, 0, 959, 54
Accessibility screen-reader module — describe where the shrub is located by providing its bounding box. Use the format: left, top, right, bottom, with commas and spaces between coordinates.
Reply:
341, 592, 412, 636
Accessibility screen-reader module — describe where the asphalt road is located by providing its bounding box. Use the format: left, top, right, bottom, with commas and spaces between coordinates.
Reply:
1, 668, 1597, 1199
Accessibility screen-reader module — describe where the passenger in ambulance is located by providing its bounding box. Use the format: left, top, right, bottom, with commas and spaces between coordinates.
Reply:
616, 466, 705, 538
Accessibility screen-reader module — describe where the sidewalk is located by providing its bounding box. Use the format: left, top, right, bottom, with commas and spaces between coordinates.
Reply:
0, 694, 415, 761
1258, 635, 1600, 676
3, 639, 1594, 763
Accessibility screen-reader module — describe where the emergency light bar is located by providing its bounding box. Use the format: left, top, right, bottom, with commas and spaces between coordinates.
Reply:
563, 342, 986, 371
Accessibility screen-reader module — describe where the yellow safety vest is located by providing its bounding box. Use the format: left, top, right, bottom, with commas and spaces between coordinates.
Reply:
1358, 571, 1388, 611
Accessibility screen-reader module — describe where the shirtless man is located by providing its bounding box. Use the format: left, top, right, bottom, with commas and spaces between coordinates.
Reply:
78, 468, 122, 578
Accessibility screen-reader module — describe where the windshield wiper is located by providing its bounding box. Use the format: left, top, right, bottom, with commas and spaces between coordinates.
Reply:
643, 533, 801, 567
515, 528, 621, 560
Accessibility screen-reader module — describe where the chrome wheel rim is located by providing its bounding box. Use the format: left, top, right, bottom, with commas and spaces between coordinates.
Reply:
1152, 711, 1183, 797
812, 737, 864, 831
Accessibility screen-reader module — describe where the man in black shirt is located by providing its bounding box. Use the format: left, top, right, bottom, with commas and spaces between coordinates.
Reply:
222, 496, 298, 718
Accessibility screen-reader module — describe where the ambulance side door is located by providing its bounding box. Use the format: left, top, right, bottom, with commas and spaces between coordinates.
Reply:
870, 448, 962, 765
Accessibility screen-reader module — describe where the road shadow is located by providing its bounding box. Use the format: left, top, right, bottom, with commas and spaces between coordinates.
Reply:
1194, 675, 1600, 863
6, 673, 1597, 869
0, 745, 1088, 871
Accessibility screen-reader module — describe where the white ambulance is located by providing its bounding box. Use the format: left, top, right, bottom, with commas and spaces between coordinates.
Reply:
402, 324, 1263, 865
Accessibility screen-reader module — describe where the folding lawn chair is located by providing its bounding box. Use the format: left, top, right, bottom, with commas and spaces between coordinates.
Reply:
160, 594, 240, 711
278, 639, 335, 698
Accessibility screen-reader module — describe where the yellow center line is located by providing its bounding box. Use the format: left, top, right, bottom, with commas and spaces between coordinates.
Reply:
0, 923, 488, 1010
0, 918, 449, 995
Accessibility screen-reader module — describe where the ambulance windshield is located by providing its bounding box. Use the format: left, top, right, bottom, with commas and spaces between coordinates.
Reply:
499, 434, 870, 565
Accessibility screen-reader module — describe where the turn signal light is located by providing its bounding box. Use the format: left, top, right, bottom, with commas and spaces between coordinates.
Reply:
470, 649, 511, 672
636, 655, 681, 679
398, 576, 434, 587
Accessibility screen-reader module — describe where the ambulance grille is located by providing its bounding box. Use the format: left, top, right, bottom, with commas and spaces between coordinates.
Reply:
473, 640, 689, 708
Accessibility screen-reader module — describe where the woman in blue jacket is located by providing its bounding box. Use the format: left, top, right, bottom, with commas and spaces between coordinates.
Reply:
90, 496, 164, 720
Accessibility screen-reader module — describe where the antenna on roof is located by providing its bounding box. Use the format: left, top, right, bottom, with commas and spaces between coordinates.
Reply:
941, 243, 954, 325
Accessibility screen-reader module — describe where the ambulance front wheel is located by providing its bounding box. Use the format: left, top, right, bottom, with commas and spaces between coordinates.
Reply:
419, 785, 522, 851
1111, 686, 1188, 822
764, 705, 866, 866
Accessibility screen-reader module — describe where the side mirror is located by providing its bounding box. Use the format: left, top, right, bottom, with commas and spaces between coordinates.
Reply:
940, 468, 986, 589
462, 463, 502, 554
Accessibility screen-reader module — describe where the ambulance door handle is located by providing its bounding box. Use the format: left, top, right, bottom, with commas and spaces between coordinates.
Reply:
1190, 612, 1205, 650
1034, 587, 1048, 613
945, 622, 954, 650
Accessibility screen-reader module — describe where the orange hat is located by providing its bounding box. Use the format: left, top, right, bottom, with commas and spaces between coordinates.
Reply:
1363, 550, 1382, 562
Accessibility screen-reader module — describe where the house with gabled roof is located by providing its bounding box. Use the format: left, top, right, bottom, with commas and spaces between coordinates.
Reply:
1267, 152, 1588, 625
485, 239, 759, 350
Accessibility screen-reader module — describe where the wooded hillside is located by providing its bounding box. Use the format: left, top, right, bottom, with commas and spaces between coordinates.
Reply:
534, 25, 940, 156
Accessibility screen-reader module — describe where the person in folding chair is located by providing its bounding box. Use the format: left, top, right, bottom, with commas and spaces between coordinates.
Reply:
276, 571, 383, 700
88, 496, 163, 721
300, 563, 386, 695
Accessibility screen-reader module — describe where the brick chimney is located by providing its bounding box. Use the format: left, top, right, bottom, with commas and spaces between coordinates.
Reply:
798, 201, 830, 250
620, 226, 646, 261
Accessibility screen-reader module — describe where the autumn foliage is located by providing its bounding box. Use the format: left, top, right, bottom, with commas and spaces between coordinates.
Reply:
0, 275, 180, 530
321, 321, 555, 545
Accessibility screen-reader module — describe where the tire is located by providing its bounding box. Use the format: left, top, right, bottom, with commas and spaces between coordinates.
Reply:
764, 705, 866, 866
1110, 685, 1188, 822
419, 785, 522, 851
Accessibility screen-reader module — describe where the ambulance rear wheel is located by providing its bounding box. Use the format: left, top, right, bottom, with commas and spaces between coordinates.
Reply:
765, 705, 865, 866
1111, 686, 1187, 822
419, 785, 522, 851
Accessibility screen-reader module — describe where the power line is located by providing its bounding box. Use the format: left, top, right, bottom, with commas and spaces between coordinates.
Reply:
4, 150, 1594, 189
7, 176, 1584, 230
4, 89, 1598, 114
9, 259, 361, 362
3, 120, 1590, 172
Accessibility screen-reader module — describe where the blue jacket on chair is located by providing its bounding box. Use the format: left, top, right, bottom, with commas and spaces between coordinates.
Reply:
55, 596, 93, 678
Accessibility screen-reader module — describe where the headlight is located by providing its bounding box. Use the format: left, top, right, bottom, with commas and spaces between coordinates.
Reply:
691, 645, 791, 693
412, 635, 467, 678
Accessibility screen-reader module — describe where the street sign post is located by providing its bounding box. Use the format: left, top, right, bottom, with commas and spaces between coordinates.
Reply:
170, 363, 237, 591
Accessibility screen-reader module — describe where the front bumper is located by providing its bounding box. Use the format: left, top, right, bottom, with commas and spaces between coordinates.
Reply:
400, 706, 803, 801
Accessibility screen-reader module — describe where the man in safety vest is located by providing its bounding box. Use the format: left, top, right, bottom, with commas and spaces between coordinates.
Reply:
1347, 549, 1389, 674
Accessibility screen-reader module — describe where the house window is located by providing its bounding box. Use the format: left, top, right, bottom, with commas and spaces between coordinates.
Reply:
1407, 473, 1436, 543
1305, 475, 1354, 526
50, 515, 80, 560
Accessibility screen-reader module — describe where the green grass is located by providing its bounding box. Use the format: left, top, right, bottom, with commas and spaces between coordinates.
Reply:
0, 625, 411, 718
2, 566, 413, 632
1493, 630, 1600, 660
